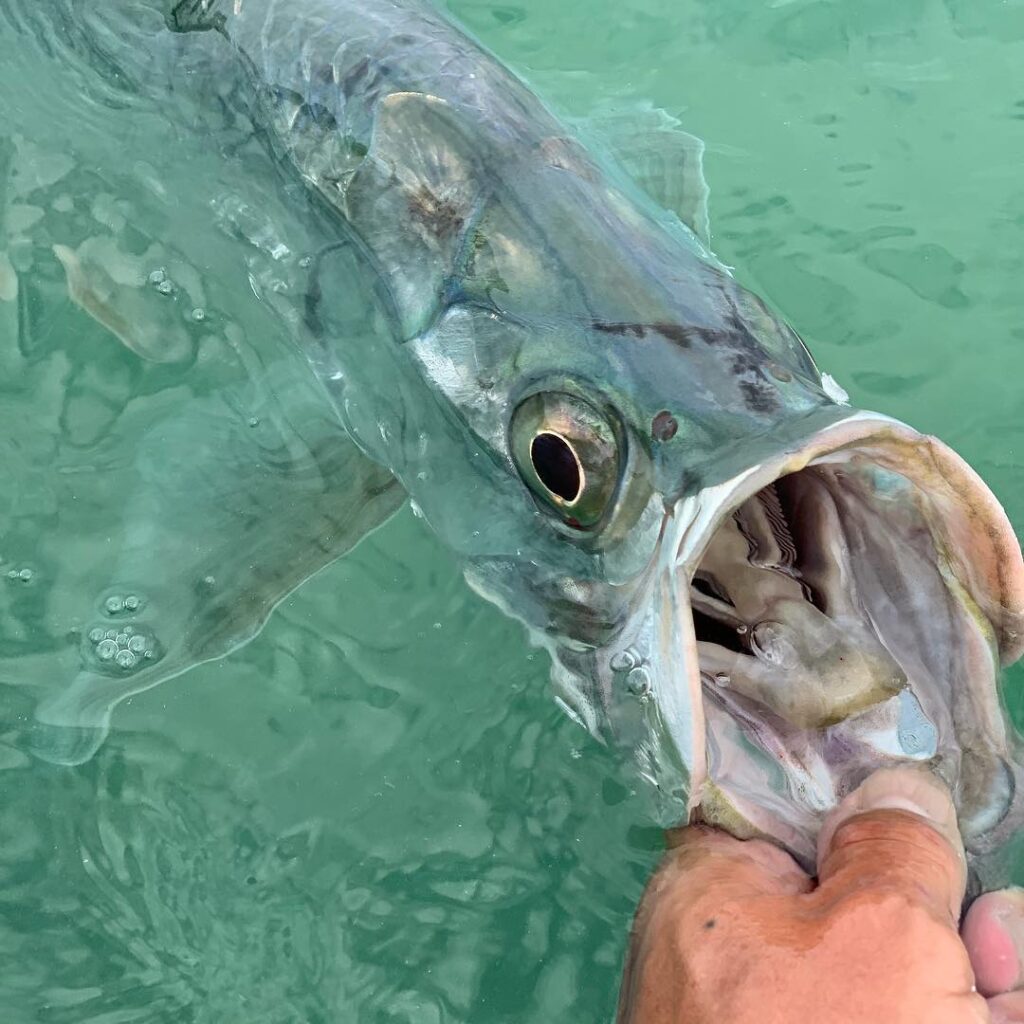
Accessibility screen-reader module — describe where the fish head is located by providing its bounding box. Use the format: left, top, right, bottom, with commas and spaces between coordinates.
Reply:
316, 91, 1024, 865
398, 269, 1024, 866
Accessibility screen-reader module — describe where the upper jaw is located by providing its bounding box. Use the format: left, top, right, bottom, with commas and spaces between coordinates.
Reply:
649, 410, 1024, 864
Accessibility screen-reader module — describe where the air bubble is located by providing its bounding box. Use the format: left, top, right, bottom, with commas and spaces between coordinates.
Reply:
84, 621, 160, 674
18, 568, 32, 582
248, 417, 259, 428
156, 279, 174, 295
115, 649, 137, 669
298, 255, 312, 268
148, 268, 167, 285
191, 307, 206, 322
105, 595, 124, 614
610, 650, 638, 673
713, 673, 730, 688
123, 595, 140, 611
5, 570, 17, 580
750, 621, 798, 668
626, 666, 652, 697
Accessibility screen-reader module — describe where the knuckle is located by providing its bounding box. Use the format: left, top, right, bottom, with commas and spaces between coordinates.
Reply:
830, 811, 951, 859
828, 885, 956, 947
826, 812, 961, 889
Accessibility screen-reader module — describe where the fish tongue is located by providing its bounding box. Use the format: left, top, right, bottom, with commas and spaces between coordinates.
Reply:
698, 602, 905, 729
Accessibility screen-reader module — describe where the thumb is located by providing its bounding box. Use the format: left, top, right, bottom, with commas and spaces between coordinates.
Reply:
815, 767, 967, 924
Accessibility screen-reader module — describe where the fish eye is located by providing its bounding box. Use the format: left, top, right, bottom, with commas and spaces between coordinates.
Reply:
510, 392, 620, 529
530, 432, 582, 502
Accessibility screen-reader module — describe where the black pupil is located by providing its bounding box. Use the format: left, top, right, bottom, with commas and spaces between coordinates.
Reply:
530, 433, 581, 503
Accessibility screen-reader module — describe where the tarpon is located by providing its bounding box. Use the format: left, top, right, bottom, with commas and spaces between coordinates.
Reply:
4, 0, 1024, 874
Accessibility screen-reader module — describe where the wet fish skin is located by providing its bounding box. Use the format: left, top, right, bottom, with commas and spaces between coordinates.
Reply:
187, 0, 837, 814
166, 0, 839, 572
157, 0, 1024, 862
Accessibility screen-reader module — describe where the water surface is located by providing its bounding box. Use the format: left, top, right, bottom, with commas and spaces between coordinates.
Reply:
1, 0, 1023, 1021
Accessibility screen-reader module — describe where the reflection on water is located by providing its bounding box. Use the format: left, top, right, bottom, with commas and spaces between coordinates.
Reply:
1, 0, 1023, 1020
2, 510, 656, 1022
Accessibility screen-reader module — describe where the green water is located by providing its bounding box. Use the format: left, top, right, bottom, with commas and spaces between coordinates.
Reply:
1, 0, 1023, 1021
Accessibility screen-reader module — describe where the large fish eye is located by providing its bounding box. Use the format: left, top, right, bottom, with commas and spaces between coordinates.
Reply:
510, 392, 620, 529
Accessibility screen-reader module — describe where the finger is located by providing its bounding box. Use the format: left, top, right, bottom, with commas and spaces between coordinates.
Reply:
667, 825, 812, 894
816, 767, 967, 924
963, 889, 1024, 996
988, 991, 1024, 1024
617, 827, 811, 1023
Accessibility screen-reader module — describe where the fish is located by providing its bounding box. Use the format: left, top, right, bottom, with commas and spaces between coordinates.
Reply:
3, 0, 1023, 875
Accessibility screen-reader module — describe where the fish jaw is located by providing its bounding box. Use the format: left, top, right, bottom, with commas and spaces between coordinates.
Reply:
615, 411, 1024, 864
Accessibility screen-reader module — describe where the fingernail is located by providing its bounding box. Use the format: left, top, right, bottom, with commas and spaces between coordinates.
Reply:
818, 767, 963, 868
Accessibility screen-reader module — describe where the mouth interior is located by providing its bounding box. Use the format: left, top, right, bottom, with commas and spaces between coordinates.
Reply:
689, 453, 1012, 849
692, 465, 912, 732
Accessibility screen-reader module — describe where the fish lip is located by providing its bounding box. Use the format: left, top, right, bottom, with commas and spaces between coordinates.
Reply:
661, 409, 1024, 837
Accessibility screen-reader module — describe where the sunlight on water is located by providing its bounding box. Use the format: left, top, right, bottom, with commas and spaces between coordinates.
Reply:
1, 0, 1023, 1020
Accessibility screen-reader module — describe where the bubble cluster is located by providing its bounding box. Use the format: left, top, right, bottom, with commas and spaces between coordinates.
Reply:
149, 267, 176, 295
84, 623, 158, 673
102, 592, 144, 616
610, 647, 653, 700
86, 592, 161, 671
5, 567, 33, 583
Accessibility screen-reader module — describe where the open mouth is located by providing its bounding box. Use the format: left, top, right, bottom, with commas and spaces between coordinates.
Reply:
693, 469, 917, 733
676, 414, 1024, 860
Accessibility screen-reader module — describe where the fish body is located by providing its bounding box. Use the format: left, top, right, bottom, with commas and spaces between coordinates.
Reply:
5, 0, 1024, 871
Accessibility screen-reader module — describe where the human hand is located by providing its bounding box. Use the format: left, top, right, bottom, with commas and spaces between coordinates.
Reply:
617, 768, 1024, 1023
